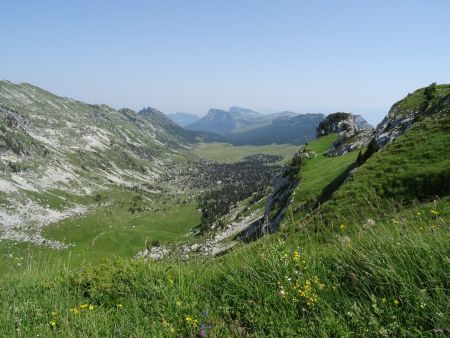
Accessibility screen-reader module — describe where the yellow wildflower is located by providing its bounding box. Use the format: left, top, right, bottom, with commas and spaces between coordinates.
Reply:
339, 224, 347, 230
69, 307, 79, 314
117, 304, 123, 308
80, 304, 88, 309
170, 328, 175, 333
51, 311, 57, 316
381, 297, 386, 303
49, 320, 57, 328
88, 305, 94, 311
416, 212, 421, 216
394, 299, 399, 305
431, 210, 438, 215
162, 320, 169, 327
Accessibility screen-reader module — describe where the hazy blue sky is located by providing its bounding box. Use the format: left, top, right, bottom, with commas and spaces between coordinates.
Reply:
2, 0, 449, 124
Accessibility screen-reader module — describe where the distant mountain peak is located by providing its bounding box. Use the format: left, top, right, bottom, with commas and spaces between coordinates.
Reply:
208, 108, 229, 114
138, 106, 163, 117
228, 106, 262, 117
166, 112, 200, 127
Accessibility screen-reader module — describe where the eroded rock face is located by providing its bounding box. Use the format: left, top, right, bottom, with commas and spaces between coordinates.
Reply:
316, 113, 356, 137
317, 113, 374, 157
373, 89, 450, 150
237, 150, 310, 240
327, 129, 375, 157
373, 102, 416, 149
339, 85, 450, 160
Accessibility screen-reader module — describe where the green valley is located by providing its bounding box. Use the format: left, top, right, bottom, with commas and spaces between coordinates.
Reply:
0, 82, 449, 337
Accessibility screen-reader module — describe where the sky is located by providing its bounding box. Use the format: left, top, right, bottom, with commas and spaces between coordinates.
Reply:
1, 1, 450, 125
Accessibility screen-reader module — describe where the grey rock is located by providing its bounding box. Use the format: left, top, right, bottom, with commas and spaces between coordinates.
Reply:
327, 129, 375, 157
135, 245, 169, 261
317, 113, 374, 156
373, 102, 415, 149
354, 114, 373, 130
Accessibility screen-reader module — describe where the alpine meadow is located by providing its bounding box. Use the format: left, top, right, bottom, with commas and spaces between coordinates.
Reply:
1, 1, 449, 337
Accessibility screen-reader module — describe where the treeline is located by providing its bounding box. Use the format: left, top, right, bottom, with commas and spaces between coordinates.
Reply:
197, 154, 283, 232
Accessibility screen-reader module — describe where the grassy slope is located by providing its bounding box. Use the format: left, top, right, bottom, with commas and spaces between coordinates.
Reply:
292, 134, 360, 206
45, 203, 198, 261
0, 198, 448, 337
395, 84, 450, 114
320, 104, 450, 225
0, 188, 200, 274
1, 134, 448, 336
1, 88, 449, 336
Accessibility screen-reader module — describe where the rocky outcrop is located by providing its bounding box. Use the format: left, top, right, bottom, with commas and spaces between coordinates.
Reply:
237, 175, 297, 241
373, 102, 415, 149
237, 150, 310, 240
354, 115, 373, 130
317, 113, 366, 137
327, 129, 374, 157
133, 209, 264, 260
317, 113, 374, 156
357, 84, 450, 165
135, 245, 169, 261
374, 84, 450, 149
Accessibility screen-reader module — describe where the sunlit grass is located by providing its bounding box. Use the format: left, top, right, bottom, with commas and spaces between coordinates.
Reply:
0, 198, 448, 337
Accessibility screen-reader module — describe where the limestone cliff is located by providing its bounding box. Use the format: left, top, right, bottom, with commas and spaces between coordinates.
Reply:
316, 112, 374, 156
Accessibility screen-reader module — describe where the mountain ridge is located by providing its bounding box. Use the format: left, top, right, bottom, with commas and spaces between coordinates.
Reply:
0, 80, 221, 247
186, 106, 330, 145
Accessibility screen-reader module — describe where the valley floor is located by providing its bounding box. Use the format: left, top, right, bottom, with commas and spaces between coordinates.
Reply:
1, 128, 449, 337
0, 142, 296, 274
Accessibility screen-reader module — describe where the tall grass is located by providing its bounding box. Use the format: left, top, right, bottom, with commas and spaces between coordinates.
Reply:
0, 199, 448, 337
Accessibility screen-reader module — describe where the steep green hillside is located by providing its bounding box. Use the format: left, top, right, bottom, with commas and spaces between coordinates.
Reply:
292, 134, 360, 208
395, 84, 450, 116
319, 85, 450, 224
